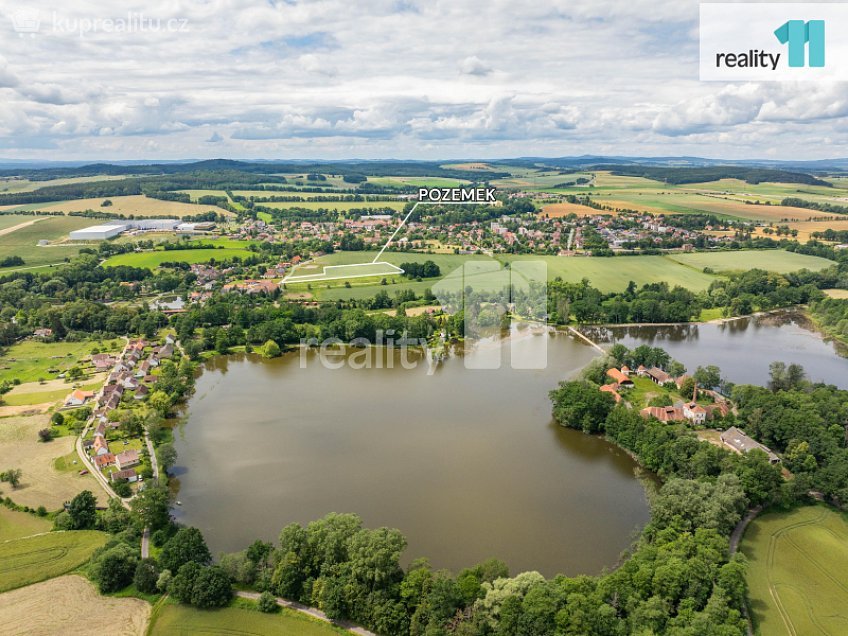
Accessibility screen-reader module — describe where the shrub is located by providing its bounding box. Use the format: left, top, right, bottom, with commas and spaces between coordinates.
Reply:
258, 590, 278, 613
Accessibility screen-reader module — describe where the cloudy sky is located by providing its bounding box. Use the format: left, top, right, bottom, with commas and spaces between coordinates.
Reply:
0, 0, 846, 161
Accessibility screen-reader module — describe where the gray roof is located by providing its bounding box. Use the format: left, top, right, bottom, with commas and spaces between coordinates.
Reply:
720, 426, 780, 462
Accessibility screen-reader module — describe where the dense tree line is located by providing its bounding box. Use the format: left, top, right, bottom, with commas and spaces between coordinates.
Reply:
602, 166, 830, 186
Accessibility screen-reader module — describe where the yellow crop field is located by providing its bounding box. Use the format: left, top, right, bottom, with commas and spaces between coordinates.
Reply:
540, 201, 612, 217
0, 575, 150, 635
36, 195, 229, 218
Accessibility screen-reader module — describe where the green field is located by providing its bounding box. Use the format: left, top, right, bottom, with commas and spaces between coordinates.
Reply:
667, 250, 834, 274
288, 248, 836, 302
150, 601, 346, 636
741, 505, 848, 636
0, 339, 99, 384
0, 175, 128, 195
527, 171, 848, 221
103, 247, 255, 269
0, 530, 107, 593
0, 215, 94, 271
0, 508, 51, 543
366, 176, 471, 188
286, 261, 403, 282
254, 199, 406, 212
296, 250, 719, 300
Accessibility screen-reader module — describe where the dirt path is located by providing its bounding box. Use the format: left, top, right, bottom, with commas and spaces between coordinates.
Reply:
0, 217, 45, 237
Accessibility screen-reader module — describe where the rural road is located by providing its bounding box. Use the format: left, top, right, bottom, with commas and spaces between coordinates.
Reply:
235, 591, 377, 636
141, 527, 150, 559
730, 505, 763, 555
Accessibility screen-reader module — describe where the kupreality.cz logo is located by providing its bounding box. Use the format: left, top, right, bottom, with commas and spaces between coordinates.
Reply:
701, 3, 847, 81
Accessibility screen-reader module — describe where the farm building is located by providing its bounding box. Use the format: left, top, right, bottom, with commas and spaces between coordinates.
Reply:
720, 427, 781, 464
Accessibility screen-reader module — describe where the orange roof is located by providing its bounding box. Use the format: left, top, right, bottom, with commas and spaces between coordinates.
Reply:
600, 384, 622, 403
68, 389, 94, 402
606, 368, 630, 384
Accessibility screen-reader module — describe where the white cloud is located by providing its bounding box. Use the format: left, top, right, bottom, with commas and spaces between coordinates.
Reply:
0, 0, 841, 159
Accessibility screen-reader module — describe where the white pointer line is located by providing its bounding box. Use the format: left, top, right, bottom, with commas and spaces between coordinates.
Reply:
371, 200, 483, 264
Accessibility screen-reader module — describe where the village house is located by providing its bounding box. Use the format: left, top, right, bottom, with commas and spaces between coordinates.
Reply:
644, 367, 672, 385
111, 468, 138, 483
682, 401, 707, 425
606, 368, 634, 387
135, 359, 152, 377
720, 427, 781, 464
33, 328, 53, 339
64, 389, 94, 407
94, 453, 116, 469
222, 279, 279, 295
134, 385, 149, 400
90, 353, 117, 371
115, 449, 141, 471
600, 383, 622, 403
92, 435, 110, 456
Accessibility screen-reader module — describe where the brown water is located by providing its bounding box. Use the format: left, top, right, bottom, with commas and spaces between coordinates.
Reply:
172, 333, 652, 577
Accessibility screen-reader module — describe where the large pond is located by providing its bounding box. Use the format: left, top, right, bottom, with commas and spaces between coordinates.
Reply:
172, 332, 652, 577
588, 311, 848, 389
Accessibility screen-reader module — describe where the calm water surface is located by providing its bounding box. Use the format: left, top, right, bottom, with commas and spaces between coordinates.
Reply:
588, 312, 848, 388
172, 333, 651, 577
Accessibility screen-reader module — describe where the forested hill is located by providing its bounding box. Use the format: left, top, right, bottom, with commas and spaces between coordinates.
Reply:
0, 159, 507, 182
598, 165, 831, 186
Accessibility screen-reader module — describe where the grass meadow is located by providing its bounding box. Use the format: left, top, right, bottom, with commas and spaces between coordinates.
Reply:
0, 530, 107, 593
103, 247, 255, 269
0, 507, 51, 542
295, 248, 830, 301
741, 505, 848, 636
0, 215, 94, 271
667, 250, 833, 274
149, 600, 346, 636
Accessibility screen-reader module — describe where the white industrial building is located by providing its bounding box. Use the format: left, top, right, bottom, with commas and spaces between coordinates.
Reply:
69, 224, 128, 241
68, 218, 180, 241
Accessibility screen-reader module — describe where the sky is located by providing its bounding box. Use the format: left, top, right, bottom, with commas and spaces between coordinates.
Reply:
0, 0, 846, 161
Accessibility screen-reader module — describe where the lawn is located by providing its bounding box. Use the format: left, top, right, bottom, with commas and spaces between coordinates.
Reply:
0, 339, 95, 384
741, 505, 848, 636
150, 601, 346, 636
0, 574, 150, 635
103, 247, 255, 269
0, 530, 107, 592
667, 250, 833, 274
0, 507, 51, 542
